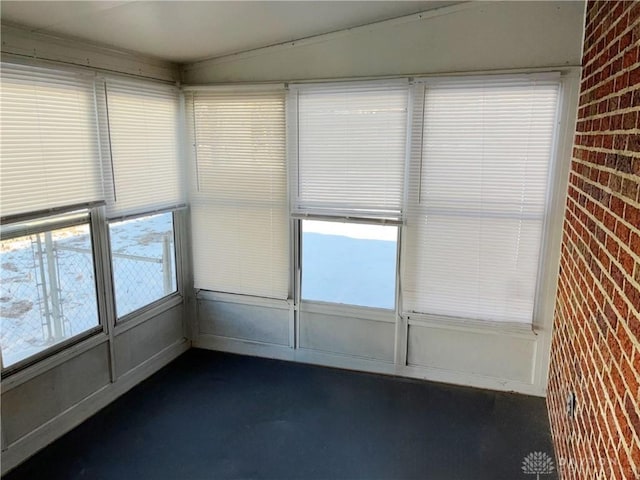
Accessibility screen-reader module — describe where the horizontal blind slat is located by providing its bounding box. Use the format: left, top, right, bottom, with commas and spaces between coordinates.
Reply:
104, 80, 183, 218
403, 79, 560, 324
293, 83, 409, 220
0, 62, 103, 218
188, 91, 289, 299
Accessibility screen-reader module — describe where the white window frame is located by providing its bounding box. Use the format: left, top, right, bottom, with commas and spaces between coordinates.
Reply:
0, 59, 188, 377
287, 80, 411, 324
185, 84, 290, 301
0, 205, 109, 376
107, 208, 185, 325
400, 73, 564, 329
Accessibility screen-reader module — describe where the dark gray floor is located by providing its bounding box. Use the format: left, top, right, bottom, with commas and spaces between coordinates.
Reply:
5, 349, 558, 480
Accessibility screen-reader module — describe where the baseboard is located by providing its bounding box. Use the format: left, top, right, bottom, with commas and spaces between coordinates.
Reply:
400, 364, 544, 397
1, 339, 190, 475
193, 334, 295, 361
194, 334, 545, 397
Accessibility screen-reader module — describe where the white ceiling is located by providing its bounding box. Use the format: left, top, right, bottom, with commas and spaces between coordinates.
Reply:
0, 1, 457, 63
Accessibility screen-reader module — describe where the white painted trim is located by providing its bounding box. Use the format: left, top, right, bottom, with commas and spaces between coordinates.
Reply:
182, 83, 286, 92
413, 71, 562, 85
291, 212, 403, 226
183, 2, 479, 68
400, 364, 543, 397
300, 301, 395, 323
297, 346, 394, 368
0, 334, 109, 394
530, 68, 582, 395
194, 334, 294, 361
1, 23, 179, 83
197, 290, 292, 310
91, 206, 118, 383
182, 67, 583, 89
0, 339, 189, 475
288, 78, 409, 90
114, 294, 184, 335
173, 208, 193, 341
405, 314, 537, 339
193, 335, 545, 396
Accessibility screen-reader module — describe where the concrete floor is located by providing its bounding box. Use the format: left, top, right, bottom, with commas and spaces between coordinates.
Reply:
5, 349, 558, 479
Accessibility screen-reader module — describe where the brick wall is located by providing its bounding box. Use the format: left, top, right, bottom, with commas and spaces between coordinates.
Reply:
547, 1, 640, 479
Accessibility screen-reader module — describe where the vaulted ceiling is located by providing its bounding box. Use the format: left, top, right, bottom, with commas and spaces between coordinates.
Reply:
0, 1, 458, 62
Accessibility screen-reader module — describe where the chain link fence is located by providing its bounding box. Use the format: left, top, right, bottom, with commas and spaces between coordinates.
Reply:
109, 233, 175, 317
0, 225, 174, 367
0, 227, 98, 366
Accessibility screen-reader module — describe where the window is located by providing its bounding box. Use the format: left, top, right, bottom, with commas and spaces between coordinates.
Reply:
402, 75, 560, 324
103, 78, 184, 318
0, 62, 103, 218
109, 212, 177, 318
1, 62, 106, 371
291, 81, 409, 220
187, 88, 289, 299
302, 221, 397, 309
0, 213, 100, 368
103, 79, 183, 218
290, 81, 408, 309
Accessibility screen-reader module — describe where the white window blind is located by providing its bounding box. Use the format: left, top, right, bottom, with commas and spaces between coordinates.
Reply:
402, 76, 560, 324
0, 62, 103, 219
104, 79, 183, 218
187, 88, 289, 299
291, 81, 409, 221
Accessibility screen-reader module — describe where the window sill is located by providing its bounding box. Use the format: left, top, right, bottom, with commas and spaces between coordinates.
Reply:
114, 293, 184, 335
1, 330, 108, 393
301, 300, 396, 323
196, 290, 292, 310
403, 312, 538, 339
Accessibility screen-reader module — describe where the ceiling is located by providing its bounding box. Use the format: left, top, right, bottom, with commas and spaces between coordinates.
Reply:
0, 1, 457, 63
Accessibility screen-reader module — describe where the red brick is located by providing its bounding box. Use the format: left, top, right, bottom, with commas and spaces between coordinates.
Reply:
623, 204, 640, 227
624, 393, 640, 439
618, 249, 636, 277
614, 221, 631, 244
610, 196, 626, 217
627, 134, 640, 153
630, 232, 640, 255
548, 4, 640, 478
630, 66, 640, 88
621, 178, 639, 203
623, 111, 638, 130
622, 46, 639, 68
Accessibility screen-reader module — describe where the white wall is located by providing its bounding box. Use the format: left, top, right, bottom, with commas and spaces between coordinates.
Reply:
188, 1, 585, 398
1, 23, 179, 82
181, 1, 585, 84
0, 2, 586, 471
0, 35, 186, 473
1, 303, 189, 474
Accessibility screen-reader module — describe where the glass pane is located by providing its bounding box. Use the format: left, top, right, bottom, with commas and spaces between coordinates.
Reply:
109, 212, 177, 318
0, 224, 99, 368
302, 220, 397, 309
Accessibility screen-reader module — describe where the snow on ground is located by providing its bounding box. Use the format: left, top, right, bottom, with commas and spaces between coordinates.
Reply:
302, 221, 397, 309
0, 213, 175, 367
0, 214, 395, 367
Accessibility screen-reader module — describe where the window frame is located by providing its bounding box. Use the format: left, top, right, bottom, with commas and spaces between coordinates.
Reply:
107, 208, 184, 326
0, 60, 188, 378
0, 206, 107, 376
298, 217, 401, 311
288, 80, 411, 321
287, 80, 411, 223
401, 74, 563, 328
186, 86, 290, 300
